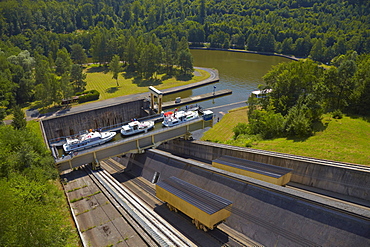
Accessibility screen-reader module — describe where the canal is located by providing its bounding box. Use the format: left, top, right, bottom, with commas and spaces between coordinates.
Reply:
164, 49, 292, 108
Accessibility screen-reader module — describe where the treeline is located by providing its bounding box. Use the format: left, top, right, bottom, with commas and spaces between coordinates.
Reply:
0, 0, 369, 64
234, 52, 370, 142
0, 121, 77, 246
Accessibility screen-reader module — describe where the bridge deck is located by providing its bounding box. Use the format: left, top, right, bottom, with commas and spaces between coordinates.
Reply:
55, 118, 212, 172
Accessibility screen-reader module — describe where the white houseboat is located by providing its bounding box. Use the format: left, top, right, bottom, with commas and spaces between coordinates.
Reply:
162, 110, 199, 127
63, 130, 116, 153
121, 120, 155, 136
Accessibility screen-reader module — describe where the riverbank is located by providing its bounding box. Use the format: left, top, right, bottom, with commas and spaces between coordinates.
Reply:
190, 47, 300, 61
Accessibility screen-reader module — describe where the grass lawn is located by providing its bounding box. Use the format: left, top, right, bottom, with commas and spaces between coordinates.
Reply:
201, 108, 370, 165
85, 66, 210, 100
201, 106, 249, 142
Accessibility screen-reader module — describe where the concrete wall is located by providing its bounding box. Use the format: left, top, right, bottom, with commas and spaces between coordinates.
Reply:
159, 139, 370, 202
41, 98, 150, 141
123, 150, 370, 247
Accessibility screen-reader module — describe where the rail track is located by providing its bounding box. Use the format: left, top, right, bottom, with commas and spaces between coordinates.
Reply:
101, 159, 259, 247
83, 164, 195, 247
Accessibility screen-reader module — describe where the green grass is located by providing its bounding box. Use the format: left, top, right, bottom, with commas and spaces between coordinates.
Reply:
201, 109, 370, 165
201, 106, 249, 142
85, 66, 210, 101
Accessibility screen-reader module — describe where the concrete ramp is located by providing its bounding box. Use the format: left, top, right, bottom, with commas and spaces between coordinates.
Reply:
125, 149, 370, 247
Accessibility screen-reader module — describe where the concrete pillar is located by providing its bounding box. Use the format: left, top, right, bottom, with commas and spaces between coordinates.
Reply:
150, 93, 154, 110
158, 95, 163, 113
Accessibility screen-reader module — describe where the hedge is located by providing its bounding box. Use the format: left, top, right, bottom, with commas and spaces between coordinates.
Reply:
77, 90, 100, 103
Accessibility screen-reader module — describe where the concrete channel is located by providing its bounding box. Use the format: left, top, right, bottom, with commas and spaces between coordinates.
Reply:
160, 139, 370, 203
116, 148, 370, 247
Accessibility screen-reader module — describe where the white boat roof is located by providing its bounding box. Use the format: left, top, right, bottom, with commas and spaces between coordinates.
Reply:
122, 125, 131, 131
128, 121, 140, 126
203, 110, 213, 115
252, 89, 272, 95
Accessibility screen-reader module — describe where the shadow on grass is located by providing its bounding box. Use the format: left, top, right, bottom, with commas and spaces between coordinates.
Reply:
175, 74, 193, 81
161, 74, 174, 81
106, 87, 119, 94
133, 77, 163, 87
285, 119, 329, 142
86, 66, 108, 73
123, 71, 138, 79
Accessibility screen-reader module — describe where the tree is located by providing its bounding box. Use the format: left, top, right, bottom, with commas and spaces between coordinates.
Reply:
124, 36, 137, 70
335, 59, 357, 110
281, 37, 294, 54
11, 105, 26, 130
162, 34, 178, 74
0, 107, 6, 125
34, 54, 59, 106
178, 49, 193, 75
349, 55, 370, 115
310, 39, 325, 62
90, 29, 109, 65
198, 0, 206, 24
70, 64, 87, 92
247, 33, 259, 51
263, 59, 324, 116
55, 48, 72, 76
138, 43, 162, 80
71, 44, 87, 64
108, 55, 121, 86
259, 32, 275, 52
60, 72, 74, 102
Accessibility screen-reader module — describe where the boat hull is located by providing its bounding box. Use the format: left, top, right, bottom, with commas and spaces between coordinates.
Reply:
120, 121, 155, 136
63, 132, 116, 153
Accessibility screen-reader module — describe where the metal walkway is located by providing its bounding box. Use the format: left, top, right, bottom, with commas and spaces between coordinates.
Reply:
55, 118, 212, 172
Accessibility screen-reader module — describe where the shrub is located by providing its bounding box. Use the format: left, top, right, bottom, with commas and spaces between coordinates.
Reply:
285, 104, 313, 137
332, 109, 343, 119
232, 123, 249, 139
248, 109, 285, 139
77, 90, 100, 103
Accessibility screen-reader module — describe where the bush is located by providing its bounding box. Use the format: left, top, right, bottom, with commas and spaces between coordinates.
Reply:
232, 123, 249, 139
248, 109, 285, 139
332, 109, 343, 119
77, 90, 100, 103
285, 104, 313, 137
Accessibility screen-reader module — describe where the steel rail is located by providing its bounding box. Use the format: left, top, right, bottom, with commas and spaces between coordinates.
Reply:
87, 165, 194, 247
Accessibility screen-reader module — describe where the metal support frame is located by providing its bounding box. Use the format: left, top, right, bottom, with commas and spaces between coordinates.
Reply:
149, 86, 163, 113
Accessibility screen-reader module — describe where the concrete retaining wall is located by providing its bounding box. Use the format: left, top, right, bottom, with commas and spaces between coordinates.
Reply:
41, 98, 150, 140
159, 139, 370, 202
123, 150, 370, 247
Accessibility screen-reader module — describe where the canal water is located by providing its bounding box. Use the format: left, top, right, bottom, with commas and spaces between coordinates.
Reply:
164, 49, 292, 108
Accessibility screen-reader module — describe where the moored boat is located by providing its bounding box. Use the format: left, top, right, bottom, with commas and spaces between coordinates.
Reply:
63, 130, 116, 153
120, 120, 155, 136
162, 110, 199, 127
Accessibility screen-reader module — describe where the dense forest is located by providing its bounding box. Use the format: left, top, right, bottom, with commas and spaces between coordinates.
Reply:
0, 119, 77, 246
0, 0, 369, 118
